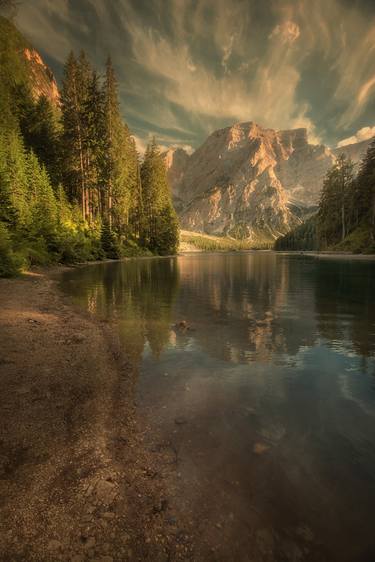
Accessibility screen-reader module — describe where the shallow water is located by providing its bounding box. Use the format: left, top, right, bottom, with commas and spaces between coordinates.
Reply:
60, 252, 375, 561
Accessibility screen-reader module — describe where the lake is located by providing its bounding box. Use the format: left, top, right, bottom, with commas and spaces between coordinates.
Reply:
60, 252, 375, 561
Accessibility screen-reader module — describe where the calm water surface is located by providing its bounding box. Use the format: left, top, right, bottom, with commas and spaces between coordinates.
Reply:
60, 253, 375, 561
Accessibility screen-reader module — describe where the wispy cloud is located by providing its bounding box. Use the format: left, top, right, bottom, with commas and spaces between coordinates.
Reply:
14, 0, 375, 149
269, 20, 300, 44
337, 126, 375, 147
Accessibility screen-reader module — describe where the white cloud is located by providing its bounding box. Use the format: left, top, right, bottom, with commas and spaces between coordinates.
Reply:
221, 33, 235, 73
269, 21, 300, 45
15, 0, 88, 64
337, 126, 375, 147
15, 0, 375, 149
187, 60, 197, 73
132, 134, 194, 156
172, 144, 195, 155
124, 12, 316, 138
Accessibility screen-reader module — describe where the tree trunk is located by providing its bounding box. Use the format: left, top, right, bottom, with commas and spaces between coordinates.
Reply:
108, 181, 112, 228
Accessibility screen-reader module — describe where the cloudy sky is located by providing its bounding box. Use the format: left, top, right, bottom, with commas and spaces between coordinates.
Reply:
14, 0, 375, 152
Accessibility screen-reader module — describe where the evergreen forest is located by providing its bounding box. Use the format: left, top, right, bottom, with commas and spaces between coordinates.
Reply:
0, 16, 179, 277
275, 143, 375, 254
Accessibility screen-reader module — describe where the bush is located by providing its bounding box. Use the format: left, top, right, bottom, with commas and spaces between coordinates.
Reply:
0, 222, 23, 277
55, 227, 104, 263
332, 223, 375, 254
18, 237, 53, 267
120, 238, 153, 257
101, 221, 120, 259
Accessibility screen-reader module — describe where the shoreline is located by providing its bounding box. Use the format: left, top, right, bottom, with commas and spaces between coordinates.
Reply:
0, 270, 191, 561
277, 250, 375, 260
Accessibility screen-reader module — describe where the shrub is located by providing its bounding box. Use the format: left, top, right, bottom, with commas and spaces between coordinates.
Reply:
0, 222, 23, 276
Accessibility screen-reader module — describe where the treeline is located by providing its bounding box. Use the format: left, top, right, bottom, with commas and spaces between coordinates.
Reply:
0, 21, 178, 276
274, 216, 318, 251
275, 140, 375, 253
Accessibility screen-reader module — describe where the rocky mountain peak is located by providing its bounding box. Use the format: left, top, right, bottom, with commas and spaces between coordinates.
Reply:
164, 121, 372, 243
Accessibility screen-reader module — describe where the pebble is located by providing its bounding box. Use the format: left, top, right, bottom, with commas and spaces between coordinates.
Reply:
95, 479, 116, 504
48, 540, 62, 550
103, 511, 115, 519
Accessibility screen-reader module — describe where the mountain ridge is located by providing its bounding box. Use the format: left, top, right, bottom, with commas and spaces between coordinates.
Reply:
163, 122, 372, 241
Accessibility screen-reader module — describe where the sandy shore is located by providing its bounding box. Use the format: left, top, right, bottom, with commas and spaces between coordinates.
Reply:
0, 269, 192, 561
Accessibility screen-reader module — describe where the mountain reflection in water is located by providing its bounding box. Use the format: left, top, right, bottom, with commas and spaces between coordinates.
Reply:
60, 253, 375, 561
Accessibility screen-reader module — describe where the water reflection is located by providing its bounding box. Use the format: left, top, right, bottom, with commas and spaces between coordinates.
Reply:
60, 254, 375, 561
61, 254, 375, 367
63, 257, 179, 364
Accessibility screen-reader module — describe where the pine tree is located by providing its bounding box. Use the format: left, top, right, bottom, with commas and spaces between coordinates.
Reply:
55, 184, 72, 227
83, 69, 106, 222
128, 154, 143, 239
102, 58, 139, 238
61, 51, 89, 217
27, 150, 57, 241
356, 138, 375, 240
141, 139, 179, 254
103, 56, 118, 225
6, 130, 30, 227
100, 219, 119, 259
0, 132, 18, 228
23, 95, 61, 186
155, 203, 179, 255
318, 155, 354, 247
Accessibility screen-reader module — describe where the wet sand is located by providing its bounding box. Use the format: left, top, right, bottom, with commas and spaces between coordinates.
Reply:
0, 269, 194, 561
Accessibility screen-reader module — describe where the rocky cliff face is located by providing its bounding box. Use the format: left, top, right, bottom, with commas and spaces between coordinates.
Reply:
164, 122, 372, 241
0, 16, 59, 107
332, 138, 371, 163
162, 147, 190, 206
23, 47, 60, 106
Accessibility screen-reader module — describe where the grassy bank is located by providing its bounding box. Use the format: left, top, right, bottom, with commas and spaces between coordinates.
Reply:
180, 230, 273, 252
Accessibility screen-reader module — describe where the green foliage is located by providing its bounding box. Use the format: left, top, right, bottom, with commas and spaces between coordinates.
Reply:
141, 139, 179, 255
318, 155, 354, 247
355, 138, 375, 239
332, 224, 375, 254
180, 232, 258, 252
153, 204, 179, 255
275, 141, 375, 254
21, 94, 61, 185
0, 21, 180, 277
101, 220, 120, 259
274, 216, 318, 251
0, 221, 23, 276
332, 223, 375, 254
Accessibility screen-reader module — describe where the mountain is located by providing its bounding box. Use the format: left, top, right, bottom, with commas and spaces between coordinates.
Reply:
162, 147, 190, 207
332, 138, 372, 162
22, 47, 59, 105
0, 16, 59, 106
164, 122, 372, 242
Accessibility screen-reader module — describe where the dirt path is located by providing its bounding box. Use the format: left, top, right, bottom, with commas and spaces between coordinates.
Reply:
0, 270, 193, 561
